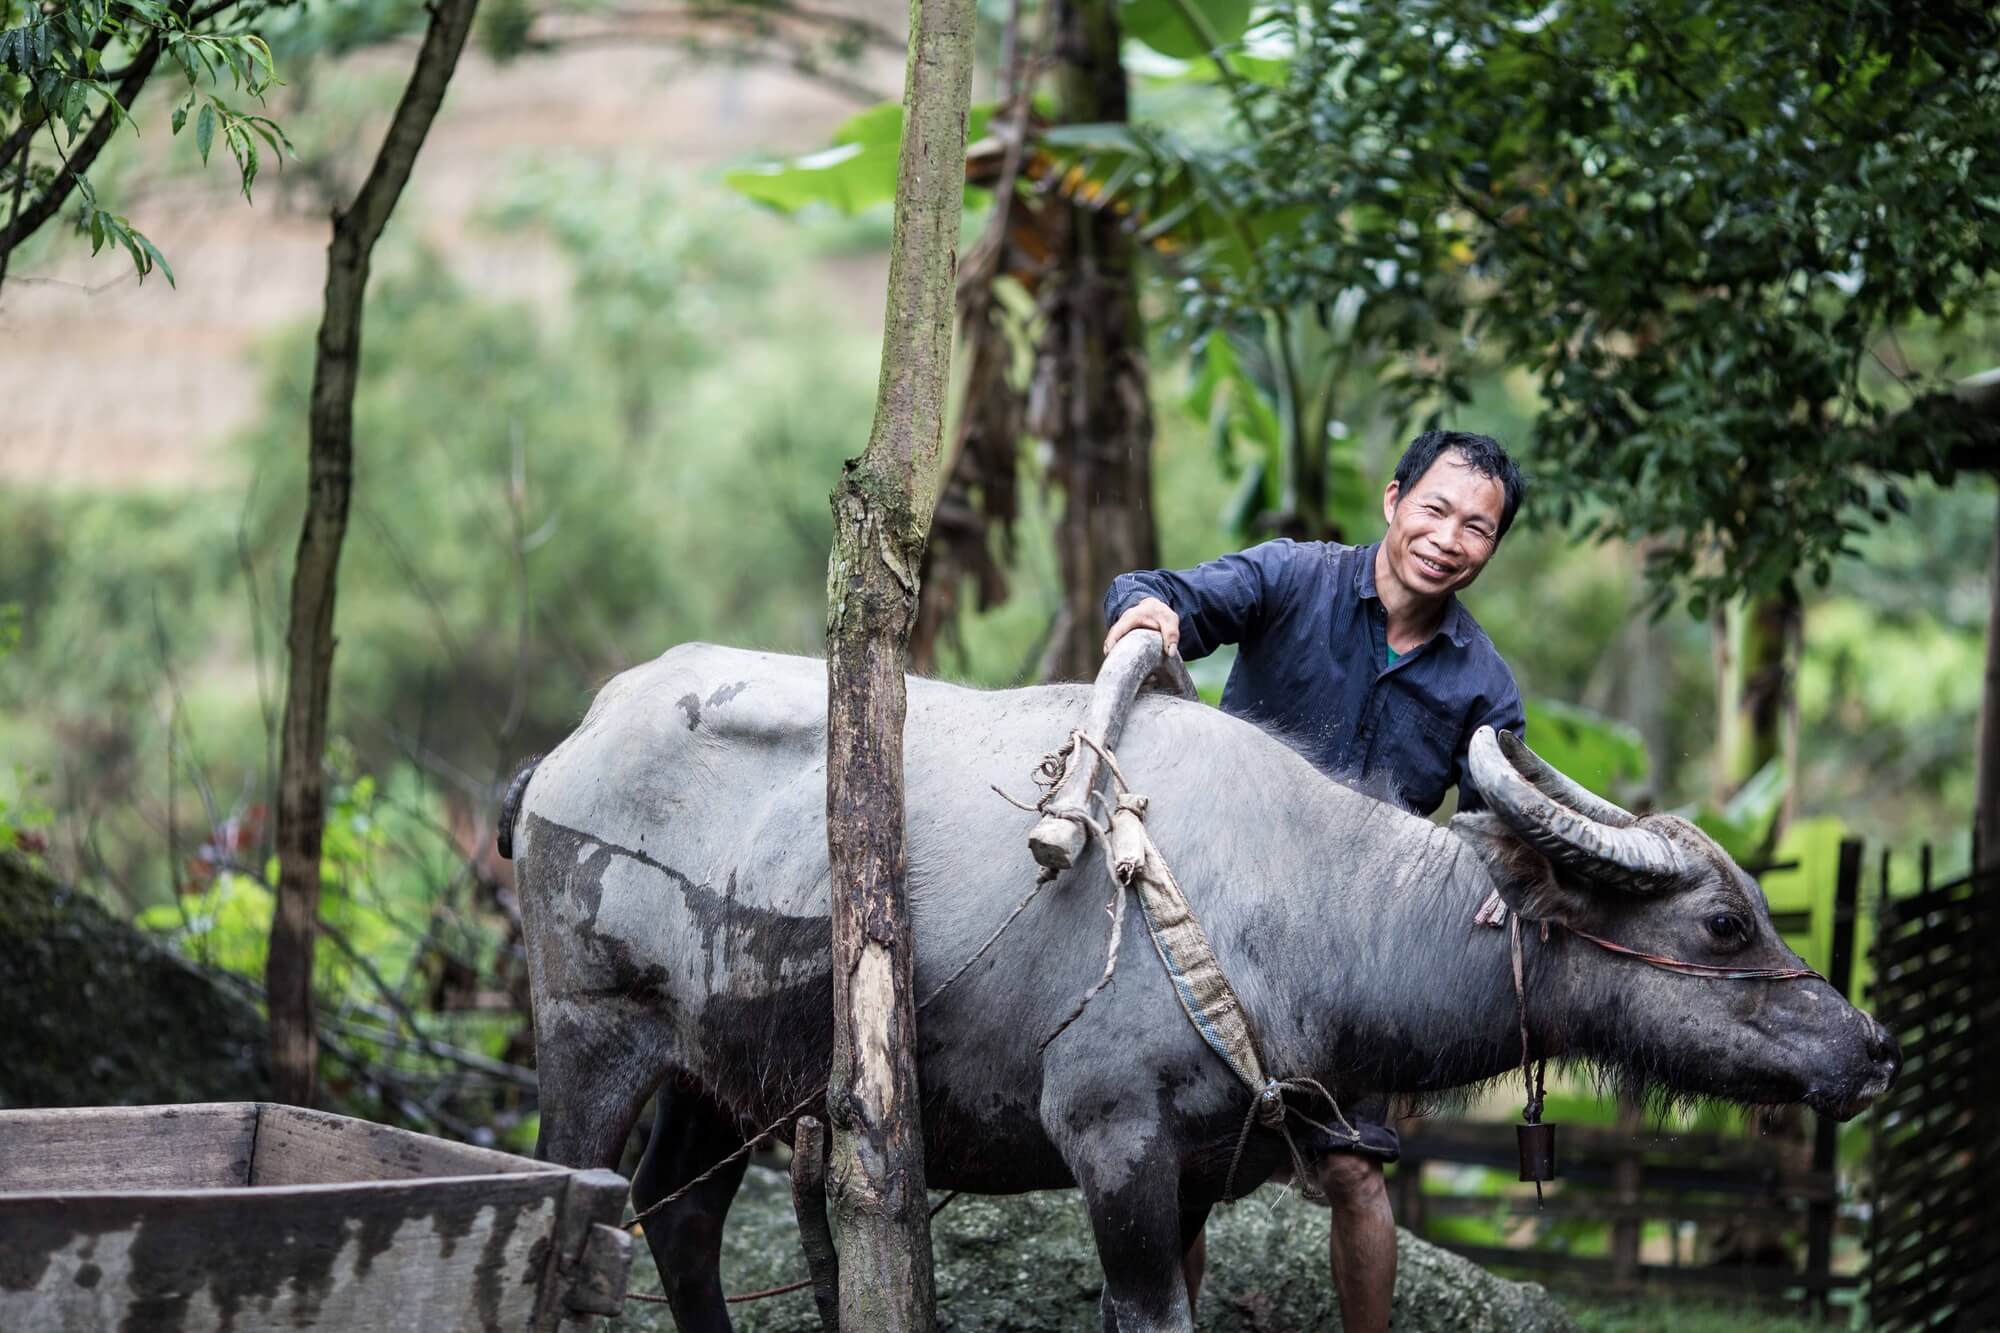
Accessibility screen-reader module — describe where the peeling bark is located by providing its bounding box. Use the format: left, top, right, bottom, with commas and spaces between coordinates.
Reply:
822, 0, 976, 1326
266, 0, 482, 1108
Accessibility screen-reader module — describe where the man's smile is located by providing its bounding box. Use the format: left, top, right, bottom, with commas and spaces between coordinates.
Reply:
1414, 552, 1458, 581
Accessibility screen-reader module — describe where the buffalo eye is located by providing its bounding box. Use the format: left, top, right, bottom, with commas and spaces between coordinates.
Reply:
1705, 912, 1748, 943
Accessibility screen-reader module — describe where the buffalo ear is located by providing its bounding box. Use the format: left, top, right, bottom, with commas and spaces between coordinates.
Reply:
1449, 812, 1589, 924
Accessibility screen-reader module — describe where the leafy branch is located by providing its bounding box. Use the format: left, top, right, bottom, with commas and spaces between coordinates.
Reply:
0, 0, 294, 285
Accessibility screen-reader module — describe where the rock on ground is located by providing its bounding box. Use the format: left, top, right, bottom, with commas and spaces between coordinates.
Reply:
613, 1167, 1575, 1331
0, 856, 269, 1109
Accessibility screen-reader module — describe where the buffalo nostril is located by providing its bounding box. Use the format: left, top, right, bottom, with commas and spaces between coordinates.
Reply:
1867, 1023, 1901, 1069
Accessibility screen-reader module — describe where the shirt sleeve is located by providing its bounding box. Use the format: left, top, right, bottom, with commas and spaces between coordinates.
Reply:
1454, 663, 1527, 814
1102, 540, 1300, 662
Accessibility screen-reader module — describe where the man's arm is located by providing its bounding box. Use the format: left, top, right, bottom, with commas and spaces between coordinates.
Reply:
1102, 540, 1300, 661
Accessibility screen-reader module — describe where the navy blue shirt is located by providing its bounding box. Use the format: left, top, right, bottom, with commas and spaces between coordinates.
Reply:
1104, 540, 1525, 816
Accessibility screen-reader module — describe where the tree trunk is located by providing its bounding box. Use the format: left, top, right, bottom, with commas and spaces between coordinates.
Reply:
912, 0, 1158, 680
1978, 491, 2000, 871
266, 0, 481, 1108
1709, 603, 1739, 808
822, 0, 974, 1325
1740, 583, 1803, 833
1033, 0, 1157, 681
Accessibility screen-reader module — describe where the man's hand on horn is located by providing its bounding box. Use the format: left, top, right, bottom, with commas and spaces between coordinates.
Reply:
1103, 596, 1181, 658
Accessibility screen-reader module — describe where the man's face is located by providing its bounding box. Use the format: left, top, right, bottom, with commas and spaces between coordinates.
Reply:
1379, 452, 1507, 598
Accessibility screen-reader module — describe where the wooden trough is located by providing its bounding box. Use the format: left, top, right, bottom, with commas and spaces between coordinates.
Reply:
0, 1102, 632, 1331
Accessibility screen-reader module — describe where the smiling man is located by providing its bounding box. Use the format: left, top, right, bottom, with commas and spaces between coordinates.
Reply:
1101, 430, 1527, 1332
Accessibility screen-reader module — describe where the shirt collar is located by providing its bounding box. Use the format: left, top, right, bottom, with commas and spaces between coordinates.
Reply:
1356, 541, 1471, 649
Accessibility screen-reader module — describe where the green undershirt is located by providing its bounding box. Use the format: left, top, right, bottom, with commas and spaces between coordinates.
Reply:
1386, 644, 1401, 667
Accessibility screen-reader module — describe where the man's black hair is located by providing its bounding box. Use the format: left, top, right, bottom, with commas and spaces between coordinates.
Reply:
1391, 430, 1526, 539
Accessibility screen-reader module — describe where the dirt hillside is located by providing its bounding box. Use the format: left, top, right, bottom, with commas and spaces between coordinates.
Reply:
0, 32, 901, 489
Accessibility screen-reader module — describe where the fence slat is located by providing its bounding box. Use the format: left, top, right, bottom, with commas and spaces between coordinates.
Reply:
1868, 857, 2000, 1331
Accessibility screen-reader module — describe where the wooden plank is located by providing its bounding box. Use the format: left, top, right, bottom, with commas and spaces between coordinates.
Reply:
0, 1104, 256, 1192
0, 1170, 576, 1332
1806, 841, 1863, 1318
1610, 1098, 1643, 1291
1418, 1194, 1809, 1227
532, 1167, 631, 1325
1879, 921, 1980, 961
1401, 1119, 1804, 1168
1883, 990, 1980, 1035
1435, 1242, 1862, 1294
1880, 912, 1976, 956
1396, 1129, 1832, 1197
250, 1103, 561, 1186
1867, 859, 2000, 1333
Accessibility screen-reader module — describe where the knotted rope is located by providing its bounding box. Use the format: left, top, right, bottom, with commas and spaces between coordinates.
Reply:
1013, 728, 1363, 1205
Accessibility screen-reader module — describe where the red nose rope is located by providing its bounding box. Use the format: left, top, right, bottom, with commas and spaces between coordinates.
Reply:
1500, 907, 1827, 1205
1558, 924, 1827, 983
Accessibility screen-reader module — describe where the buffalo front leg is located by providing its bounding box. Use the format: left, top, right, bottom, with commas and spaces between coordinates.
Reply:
1179, 1202, 1211, 1315
1069, 1132, 1196, 1333
631, 1078, 753, 1333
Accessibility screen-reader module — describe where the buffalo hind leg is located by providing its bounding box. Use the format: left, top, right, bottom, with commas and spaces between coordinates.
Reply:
633, 1077, 752, 1333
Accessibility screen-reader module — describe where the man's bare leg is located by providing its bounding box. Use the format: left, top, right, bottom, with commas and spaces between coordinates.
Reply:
1317, 1152, 1396, 1333
1180, 1227, 1207, 1310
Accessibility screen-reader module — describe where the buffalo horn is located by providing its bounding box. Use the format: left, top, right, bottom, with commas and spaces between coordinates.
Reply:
1494, 729, 1640, 828
1468, 727, 1685, 890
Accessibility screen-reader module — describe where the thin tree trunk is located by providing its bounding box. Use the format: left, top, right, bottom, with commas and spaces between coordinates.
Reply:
1709, 603, 1739, 807
822, 0, 974, 1324
1740, 584, 1802, 833
1035, 0, 1157, 681
266, 0, 481, 1108
1978, 491, 2000, 870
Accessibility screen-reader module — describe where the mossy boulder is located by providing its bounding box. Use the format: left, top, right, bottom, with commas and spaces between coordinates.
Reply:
616, 1167, 1575, 1331
0, 855, 268, 1109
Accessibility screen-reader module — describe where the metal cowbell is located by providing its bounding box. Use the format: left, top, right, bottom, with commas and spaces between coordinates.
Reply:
1517, 1120, 1556, 1183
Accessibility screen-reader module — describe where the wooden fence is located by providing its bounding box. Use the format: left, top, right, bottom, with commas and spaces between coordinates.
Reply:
1386, 841, 1869, 1312
1392, 1116, 1856, 1304
1866, 853, 2000, 1330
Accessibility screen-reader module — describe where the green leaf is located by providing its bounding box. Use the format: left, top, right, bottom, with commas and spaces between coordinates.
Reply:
832, 100, 905, 147
59, 76, 85, 132
225, 122, 259, 201
832, 99, 995, 148
726, 101, 996, 215
194, 101, 213, 162
1120, 0, 1251, 61
1520, 697, 1649, 798
244, 114, 295, 157
725, 142, 895, 215
134, 230, 174, 287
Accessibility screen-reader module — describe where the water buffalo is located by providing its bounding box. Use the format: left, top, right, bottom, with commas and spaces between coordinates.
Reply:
507, 642, 1898, 1333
